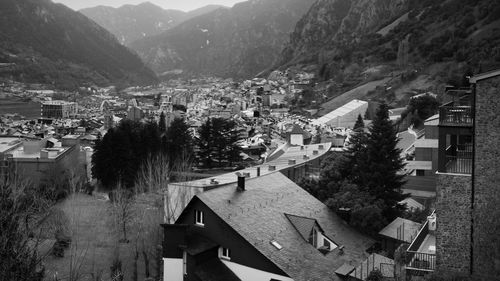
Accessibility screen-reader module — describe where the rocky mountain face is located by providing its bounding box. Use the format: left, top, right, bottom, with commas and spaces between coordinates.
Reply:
129, 0, 316, 79
278, 0, 409, 67
80, 2, 225, 46
0, 0, 157, 89
278, 0, 500, 76
276, 0, 500, 111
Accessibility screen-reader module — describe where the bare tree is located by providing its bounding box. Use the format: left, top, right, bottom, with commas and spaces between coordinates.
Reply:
134, 152, 194, 279
0, 168, 49, 281
110, 183, 135, 243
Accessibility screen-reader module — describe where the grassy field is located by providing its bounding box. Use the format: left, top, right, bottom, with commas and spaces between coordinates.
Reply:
42, 192, 164, 281
0, 98, 41, 119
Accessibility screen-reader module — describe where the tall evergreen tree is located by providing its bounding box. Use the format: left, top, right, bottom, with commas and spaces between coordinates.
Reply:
158, 112, 166, 133
364, 103, 407, 218
196, 118, 242, 168
165, 118, 193, 164
353, 114, 365, 131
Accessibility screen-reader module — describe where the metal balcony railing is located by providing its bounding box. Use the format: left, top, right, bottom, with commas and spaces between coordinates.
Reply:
439, 106, 473, 126
444, 144, 473, 174
406, 251, 436, 271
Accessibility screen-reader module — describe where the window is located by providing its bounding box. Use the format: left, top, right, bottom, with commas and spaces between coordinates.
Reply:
220, 247, 231, 260
323, 238, 331, 249
416, 169, 425, 176
195, 210, 204, 226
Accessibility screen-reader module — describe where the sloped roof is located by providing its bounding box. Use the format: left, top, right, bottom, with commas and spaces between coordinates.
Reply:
285, 214, 316, 242
194, 172, 374, 281
378, 217, 421, 243
290, 124, 306, 135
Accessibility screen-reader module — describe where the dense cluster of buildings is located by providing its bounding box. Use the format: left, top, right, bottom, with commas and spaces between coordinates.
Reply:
2, 66, 499, 280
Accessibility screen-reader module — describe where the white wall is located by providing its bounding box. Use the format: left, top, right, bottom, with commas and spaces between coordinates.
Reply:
290, 134, 304, 146
222, 260, 294, 281
163, 258, 183, 281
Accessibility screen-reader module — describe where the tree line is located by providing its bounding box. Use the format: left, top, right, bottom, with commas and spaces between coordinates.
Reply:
92, 115, 242, 191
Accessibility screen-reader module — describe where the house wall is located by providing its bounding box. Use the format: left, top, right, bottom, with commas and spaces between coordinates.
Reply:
425, 124, 439, 139
163, 258, 184, 281
472, 76, 500, 279
435, 173, 472, 275
290, 134, 303, 146
176, 198, 288, 279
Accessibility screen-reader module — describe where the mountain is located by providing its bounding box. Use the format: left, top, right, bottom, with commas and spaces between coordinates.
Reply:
80, 2, 226, 46
0, 0, 157, 89
129, 0, 316, 79
278, 0, 500, 77
278, 0, 408, 67
274, 0, 500, 111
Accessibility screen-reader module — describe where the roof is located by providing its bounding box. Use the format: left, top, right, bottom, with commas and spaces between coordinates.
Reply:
169, 142, 332, 189
424, 114, 439, 126
349, 253, 394, 280
405, 161, 433, 171
469, 69, 500, 83
399, 198, 424, 211
0, 137, 22, 153
285, 214, 317, 242
378, 217, 421, 243
194, 172, 374, 281
414, 138, 438, 148
289, 124, 306, 135
313, 99, 368, 126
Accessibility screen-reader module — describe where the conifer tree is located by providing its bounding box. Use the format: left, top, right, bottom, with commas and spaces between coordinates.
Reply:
364, 103, 407, 218
165, 118, 193, 164
353, 114, 365, 131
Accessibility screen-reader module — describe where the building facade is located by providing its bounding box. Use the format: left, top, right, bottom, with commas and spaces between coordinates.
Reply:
41, 101, 78, 119
434, 70, 500, 279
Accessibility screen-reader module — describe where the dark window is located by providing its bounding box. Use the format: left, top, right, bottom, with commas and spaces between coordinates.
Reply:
416, 170, 425, 176
195, 210, 204, 225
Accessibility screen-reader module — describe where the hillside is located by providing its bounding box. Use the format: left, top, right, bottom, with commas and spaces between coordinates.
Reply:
80, 2, 226, 46
0, 0, 157, 90
276, 0, 500, 113
129, 0, 316, 79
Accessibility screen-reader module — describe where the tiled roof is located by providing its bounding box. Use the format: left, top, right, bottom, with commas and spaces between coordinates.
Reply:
285, 214, 316, 242
196, 172, 374, 281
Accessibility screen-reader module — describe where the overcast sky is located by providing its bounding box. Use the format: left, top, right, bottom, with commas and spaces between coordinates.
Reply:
54, 0, 246, 12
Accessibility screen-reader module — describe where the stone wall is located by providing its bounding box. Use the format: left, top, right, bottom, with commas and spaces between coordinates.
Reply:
472, 76, 500, 280
435, 173, 472, 275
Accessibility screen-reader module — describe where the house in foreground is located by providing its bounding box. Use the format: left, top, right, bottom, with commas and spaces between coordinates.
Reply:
162, 172, 374, 281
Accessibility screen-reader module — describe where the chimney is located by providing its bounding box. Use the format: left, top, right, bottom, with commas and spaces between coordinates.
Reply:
318, 145, 324, 150
303, 155, 309, 160
268, 165, 276, 171
313, 150, 319, 155
236, 172, 245, 191
288, 159, 296, 165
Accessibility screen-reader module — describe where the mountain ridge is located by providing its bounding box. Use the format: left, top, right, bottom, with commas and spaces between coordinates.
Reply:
80, 2, 227, 46
0, 0, 158, 89
129, 0, 317, 79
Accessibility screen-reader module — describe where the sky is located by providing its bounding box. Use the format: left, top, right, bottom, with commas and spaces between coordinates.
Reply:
53, 0, 246, 12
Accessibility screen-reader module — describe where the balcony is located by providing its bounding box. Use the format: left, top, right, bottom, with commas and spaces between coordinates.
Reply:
439, 106, 473, 126
443, 144, 473, 174
406, 219, 436, 273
